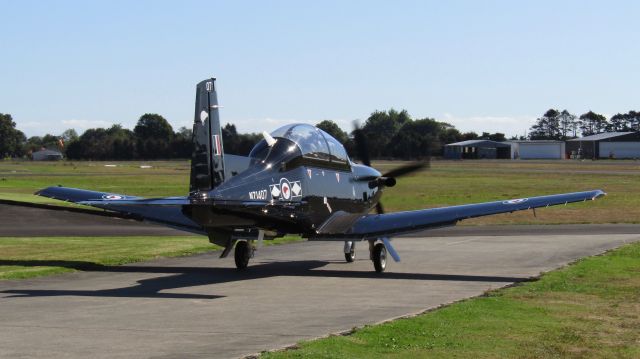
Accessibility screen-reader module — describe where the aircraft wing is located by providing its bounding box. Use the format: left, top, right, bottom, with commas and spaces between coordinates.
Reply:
316, 190, 605, 239
35, 186, 204, 234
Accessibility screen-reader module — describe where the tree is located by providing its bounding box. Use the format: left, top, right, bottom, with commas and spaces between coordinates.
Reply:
480, 132, 506, 141
0, 113, 26, 157
316, 120, 349, 144
461, 132, 479, 141
24, 136, 43, 153
41, 134, 61, 150
388, 118, 439, 159
629, 111, 640, 131
358, 109, 410, 159
170, 126, 193, 158
221, 123, 262, 156
60, 129, 79, 143
529, 109, 561, 140
578, 111, 608, 136
558, 110, 577, 139
134, 113, 174, 140
66, 124, 136, 160
176, 126, 192, 139
609, 111, 640, 132
134, 113, 173, 159
438, 124, 464, 146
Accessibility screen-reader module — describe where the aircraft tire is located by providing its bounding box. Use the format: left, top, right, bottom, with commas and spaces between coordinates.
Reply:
373, 243, 386, 273
234, 241, 251, 269
344, 243, 356, 263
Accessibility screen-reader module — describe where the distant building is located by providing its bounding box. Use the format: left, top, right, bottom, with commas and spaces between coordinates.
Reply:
508, 140, 565, 159
444, 140, 511, 159
566, 132, 640, 159
32, 149, 63, 161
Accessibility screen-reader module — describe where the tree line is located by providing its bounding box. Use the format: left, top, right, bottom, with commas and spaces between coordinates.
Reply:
1, 110, 501, 160
2, 108, 638, 160
316, 109, 503, 160
528, 109, 639, 140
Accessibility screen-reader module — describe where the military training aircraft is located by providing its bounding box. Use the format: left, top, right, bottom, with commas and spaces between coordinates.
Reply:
36, 78, 606, 273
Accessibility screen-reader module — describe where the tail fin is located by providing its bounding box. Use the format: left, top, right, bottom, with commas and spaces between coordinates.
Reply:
190, 78, 225, 196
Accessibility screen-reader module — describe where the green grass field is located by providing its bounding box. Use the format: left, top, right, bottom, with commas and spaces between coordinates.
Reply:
263, 242, 640, 358
1, 159, 639, 224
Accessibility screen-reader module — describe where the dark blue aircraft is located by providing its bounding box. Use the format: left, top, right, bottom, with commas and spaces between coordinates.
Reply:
37, 78, 605, 272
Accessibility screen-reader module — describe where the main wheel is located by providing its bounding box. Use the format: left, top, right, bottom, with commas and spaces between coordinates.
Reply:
234, 241, 252, 269
372, 243, 387, 273
344, 242, 356, 262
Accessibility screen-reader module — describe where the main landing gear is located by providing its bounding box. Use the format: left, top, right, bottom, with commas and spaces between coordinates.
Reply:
344, 241, 356, 262
344, 239, 399, 273
234, 240, 254, 270
372, 242, 387, 273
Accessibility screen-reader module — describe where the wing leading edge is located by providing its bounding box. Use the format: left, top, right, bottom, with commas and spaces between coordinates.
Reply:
316, 190, 605, 239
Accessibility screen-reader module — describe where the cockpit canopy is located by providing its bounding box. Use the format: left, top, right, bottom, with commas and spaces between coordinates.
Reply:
249, 124, 350, 170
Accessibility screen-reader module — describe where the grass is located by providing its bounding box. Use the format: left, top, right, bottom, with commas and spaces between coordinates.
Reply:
0, 235, 300, 280
2, 159, 639, 224
377, 159, 640, 225
263, 241, 640, 358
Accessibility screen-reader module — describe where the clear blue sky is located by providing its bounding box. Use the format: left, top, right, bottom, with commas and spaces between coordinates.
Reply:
2, 1, 638, 138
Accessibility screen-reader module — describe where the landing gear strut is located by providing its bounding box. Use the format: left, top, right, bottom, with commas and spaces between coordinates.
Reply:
344, 241, 356, 262
234, 240, 254, 269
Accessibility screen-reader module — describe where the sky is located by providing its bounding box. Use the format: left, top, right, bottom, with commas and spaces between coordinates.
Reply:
1, 1, 639, 138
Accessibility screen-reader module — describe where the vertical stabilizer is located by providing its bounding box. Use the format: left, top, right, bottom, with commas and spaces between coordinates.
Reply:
190, 78, 225, 196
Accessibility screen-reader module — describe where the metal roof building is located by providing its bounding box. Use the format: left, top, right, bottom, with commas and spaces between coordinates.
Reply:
32, 149, 63, 161
508, 140, 566, 159
566, 132, 640, 159
444, 140, 511, 159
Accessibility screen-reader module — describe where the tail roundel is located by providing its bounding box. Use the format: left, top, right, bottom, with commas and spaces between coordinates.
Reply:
189, 78, 225, 196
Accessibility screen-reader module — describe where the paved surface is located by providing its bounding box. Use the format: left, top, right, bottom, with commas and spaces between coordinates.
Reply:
3, 203, 640, 237
1, 231, 639, 358
0, 204, 189, 237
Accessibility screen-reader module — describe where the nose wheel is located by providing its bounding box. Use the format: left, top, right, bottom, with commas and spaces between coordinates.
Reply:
234, 240, 254, 269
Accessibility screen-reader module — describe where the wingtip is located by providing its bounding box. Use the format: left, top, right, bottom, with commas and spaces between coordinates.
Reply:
593, 189, 607, 200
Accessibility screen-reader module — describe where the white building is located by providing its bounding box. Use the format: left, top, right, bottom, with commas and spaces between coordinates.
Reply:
508, 140, 565, 160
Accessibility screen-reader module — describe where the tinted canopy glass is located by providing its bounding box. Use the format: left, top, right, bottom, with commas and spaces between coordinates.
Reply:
249, 123, 350, 168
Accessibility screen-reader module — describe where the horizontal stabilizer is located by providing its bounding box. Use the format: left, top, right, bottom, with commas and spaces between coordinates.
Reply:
36, 186, 203, 234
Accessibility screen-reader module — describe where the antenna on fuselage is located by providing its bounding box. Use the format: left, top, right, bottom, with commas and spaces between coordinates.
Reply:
262, 131, 277, 147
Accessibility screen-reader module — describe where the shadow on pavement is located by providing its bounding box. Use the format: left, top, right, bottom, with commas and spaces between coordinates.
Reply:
0, 259, 532, 300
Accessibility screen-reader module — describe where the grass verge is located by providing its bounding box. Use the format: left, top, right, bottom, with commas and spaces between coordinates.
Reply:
2, 159, 639, 224
263, 241, 640, 358
0, 235, 300, 280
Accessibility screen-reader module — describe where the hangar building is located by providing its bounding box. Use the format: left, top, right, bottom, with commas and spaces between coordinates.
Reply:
444, 140, 511, 159
509, 140, 565, 159
566, 132, 640, 159
32, 149, 63, 161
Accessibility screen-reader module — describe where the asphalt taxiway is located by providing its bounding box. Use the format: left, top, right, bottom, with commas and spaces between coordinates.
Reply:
1, 227, 638, 358
2, 203, 640, 237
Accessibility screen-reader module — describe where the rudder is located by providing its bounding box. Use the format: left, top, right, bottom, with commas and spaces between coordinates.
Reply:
190, 78, 225, 196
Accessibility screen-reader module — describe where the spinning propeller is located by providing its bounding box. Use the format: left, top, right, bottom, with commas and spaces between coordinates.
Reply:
352, 123, 429, 214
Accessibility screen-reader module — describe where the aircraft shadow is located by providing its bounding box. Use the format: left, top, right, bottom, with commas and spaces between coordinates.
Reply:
0, 259, 531, 300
